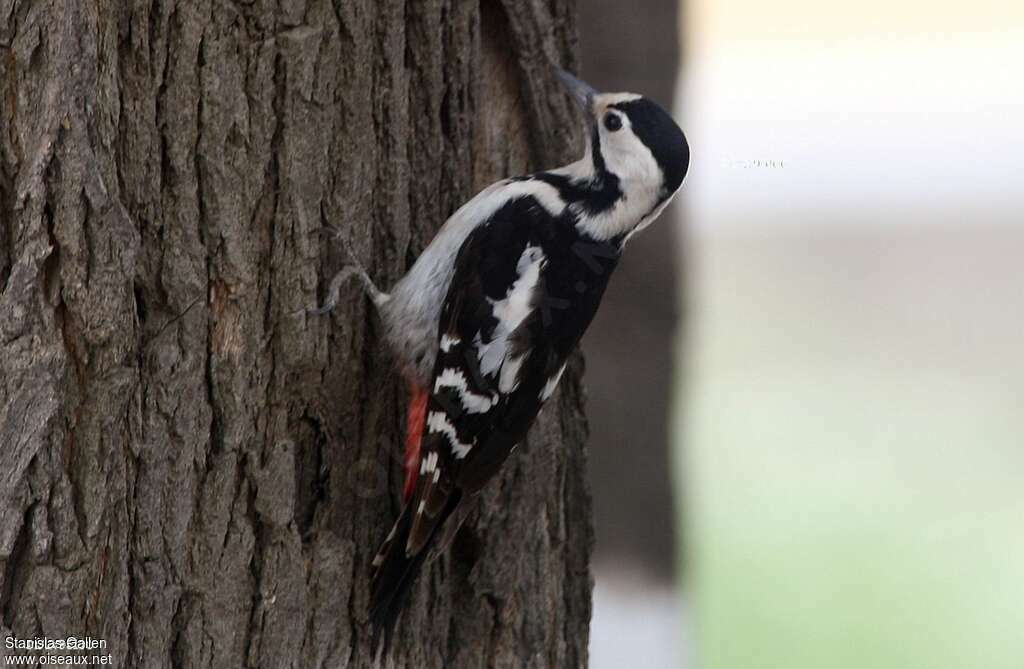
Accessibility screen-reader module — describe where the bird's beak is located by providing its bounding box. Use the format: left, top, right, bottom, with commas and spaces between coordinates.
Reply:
556, 69, 597, 114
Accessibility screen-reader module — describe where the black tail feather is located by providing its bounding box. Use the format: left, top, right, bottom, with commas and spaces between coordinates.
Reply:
369, 493, 461, 654
369, 503, 427, 652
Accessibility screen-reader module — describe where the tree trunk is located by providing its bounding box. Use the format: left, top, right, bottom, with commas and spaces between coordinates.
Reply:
0, 1, 592, 667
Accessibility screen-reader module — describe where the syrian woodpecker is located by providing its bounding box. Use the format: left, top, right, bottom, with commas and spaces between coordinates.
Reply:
316, 69, 689, 646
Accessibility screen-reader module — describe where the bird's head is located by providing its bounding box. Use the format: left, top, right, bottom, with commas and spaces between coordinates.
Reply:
557, 69, 689, 208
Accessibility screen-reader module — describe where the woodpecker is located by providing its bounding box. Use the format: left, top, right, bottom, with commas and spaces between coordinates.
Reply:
315, 69, 689, 646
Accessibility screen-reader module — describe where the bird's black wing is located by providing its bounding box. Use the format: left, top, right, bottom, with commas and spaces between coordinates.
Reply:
404, 195, 580, 549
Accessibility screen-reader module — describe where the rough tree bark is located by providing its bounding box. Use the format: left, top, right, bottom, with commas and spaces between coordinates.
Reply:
0, 1, 593, 667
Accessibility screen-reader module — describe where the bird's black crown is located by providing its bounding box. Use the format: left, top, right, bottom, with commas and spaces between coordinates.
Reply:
612, 98, 690, 196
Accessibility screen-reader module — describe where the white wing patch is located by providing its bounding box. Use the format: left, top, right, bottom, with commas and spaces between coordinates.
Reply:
383, 178, 565, 384
478, 244, 546, 392
426, 410, 473, 459
499, 352, 528, 395
440, 334, 460, 352
419, 451, 443, 484
539, 363, 567, 401
433, 368, 496, 413
419, 451, 438, 475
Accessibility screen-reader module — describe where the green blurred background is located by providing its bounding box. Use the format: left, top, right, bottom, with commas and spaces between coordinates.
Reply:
681, 224, 1024, 668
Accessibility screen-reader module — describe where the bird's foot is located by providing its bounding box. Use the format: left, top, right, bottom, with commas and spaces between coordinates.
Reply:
304, 226, 389, 316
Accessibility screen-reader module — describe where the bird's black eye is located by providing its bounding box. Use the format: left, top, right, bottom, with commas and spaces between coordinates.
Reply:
603, 113, 623, 132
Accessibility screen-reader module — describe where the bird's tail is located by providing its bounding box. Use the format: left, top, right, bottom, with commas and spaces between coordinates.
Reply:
369, 492, 461, 653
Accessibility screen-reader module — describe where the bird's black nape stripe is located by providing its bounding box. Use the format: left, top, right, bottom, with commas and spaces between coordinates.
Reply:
590, 124, 607, 175
531, 169, 623, 217
612, 98, 690, 195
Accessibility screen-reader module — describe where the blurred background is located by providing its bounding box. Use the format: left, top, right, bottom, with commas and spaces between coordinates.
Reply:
581, 1, 1024, 667
578, 0, 687, 667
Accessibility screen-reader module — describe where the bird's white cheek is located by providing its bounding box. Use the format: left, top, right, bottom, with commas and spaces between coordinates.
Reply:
615, 152, 654, 184
602, 134, 660, 186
